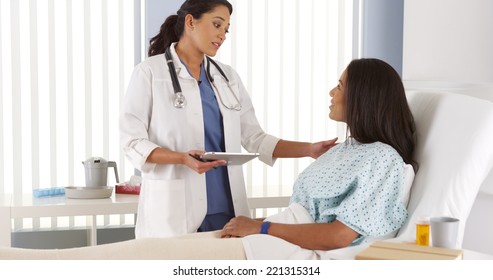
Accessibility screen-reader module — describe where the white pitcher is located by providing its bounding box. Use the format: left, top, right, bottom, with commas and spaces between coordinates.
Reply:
82, 157, 120, 188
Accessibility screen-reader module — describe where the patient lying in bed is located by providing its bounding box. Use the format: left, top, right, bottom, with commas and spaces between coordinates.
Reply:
226, 140, 414, 259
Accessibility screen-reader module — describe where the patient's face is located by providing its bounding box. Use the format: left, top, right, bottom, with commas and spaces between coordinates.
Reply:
329, 70, 347, 122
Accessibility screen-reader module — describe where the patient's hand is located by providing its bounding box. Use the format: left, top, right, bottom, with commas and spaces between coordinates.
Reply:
220, 216, 262, 238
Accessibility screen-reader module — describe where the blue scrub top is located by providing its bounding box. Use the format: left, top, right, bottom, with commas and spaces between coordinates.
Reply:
183, 61, 235, 230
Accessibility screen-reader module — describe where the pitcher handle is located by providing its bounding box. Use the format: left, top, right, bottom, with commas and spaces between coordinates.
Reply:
107, 161, 120, 184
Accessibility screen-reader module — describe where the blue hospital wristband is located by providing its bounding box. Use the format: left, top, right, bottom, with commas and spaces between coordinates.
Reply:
260, 221, 271, 234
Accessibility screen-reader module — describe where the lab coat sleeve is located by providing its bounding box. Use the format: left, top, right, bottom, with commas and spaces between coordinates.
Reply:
120, 63, 159, 173
235, 71, 280, 166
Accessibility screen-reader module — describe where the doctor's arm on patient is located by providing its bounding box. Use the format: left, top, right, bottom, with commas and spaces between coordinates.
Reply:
143, 137, 337, 174
272, 138, 338, 159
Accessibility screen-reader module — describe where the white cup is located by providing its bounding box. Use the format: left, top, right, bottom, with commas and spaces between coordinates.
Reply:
430, 217, 460, 249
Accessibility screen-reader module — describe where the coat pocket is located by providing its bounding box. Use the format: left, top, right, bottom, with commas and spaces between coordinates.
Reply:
139, 178, 187, 237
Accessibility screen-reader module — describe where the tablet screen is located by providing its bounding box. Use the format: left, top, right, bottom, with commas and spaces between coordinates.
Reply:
201, 152, 259, 165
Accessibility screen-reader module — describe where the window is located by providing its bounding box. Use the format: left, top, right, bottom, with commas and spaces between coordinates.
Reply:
0, 0, 138, 195
0, 0, 356, 229
0, 0, 139, 230
215, 0, 355, 199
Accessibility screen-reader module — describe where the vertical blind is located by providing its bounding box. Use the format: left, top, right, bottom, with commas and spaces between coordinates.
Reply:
0, 0, 139, 230
0, 0, 355, 229
217, 0, 354, 199
0, 0, 138, 196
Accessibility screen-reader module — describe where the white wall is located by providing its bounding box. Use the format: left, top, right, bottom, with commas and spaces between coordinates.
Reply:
402, 0, 493, 254
145, 0, 182, 56
402, 0, 493, 84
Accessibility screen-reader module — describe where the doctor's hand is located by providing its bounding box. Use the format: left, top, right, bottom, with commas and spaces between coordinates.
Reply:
220, 216, 262, 238
185, 150, 227, 174
309, 137, 338, 159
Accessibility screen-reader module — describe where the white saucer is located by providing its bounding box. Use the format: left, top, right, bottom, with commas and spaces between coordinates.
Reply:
65, 186, 114, 199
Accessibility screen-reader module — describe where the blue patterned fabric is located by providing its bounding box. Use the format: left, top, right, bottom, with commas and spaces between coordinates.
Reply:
290, 138, 408, 245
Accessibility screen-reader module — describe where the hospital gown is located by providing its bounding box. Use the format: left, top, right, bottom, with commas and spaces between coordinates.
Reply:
290, 138, 408, 245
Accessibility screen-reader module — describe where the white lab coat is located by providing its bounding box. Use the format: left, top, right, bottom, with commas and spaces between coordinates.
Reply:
120, 43, 280, 238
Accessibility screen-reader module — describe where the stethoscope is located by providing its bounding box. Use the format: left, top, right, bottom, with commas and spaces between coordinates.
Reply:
164, 47, 241, 111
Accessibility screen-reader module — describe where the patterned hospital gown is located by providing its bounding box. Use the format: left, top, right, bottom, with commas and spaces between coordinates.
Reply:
290, 138, 408, 245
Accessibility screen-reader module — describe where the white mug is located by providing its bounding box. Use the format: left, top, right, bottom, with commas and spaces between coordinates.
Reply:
430, 217, 460, 249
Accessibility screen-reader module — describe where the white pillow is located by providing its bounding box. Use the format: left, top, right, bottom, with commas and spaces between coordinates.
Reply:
401, 164, 415, 208
396, 91, 493, 247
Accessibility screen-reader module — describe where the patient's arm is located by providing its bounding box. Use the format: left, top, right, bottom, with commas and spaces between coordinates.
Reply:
221, 216, 358, 251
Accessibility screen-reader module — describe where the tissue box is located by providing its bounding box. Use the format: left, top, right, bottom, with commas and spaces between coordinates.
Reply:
115, 175, 141, 194
115, 184, 141, 195
355, 241, 463, 260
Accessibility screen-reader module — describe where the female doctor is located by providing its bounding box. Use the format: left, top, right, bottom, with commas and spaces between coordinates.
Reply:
120, 0, 336, 239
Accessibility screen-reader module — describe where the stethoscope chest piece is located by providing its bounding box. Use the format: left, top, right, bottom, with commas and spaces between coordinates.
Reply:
173, 92, 187, 108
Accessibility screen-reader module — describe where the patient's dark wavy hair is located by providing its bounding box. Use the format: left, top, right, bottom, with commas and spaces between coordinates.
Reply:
148, 0, 233, 57
345, 58, 418, 171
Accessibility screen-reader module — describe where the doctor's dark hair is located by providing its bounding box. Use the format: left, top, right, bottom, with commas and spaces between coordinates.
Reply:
345, 58, 418, 171
148, 0, 233, 57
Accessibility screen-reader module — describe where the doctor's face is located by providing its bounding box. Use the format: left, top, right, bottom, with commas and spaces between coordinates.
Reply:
329, 70, 347, 122
189, 5, 231, 57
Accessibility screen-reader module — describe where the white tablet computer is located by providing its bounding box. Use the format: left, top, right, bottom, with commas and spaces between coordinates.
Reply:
201, 152, 260, 165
